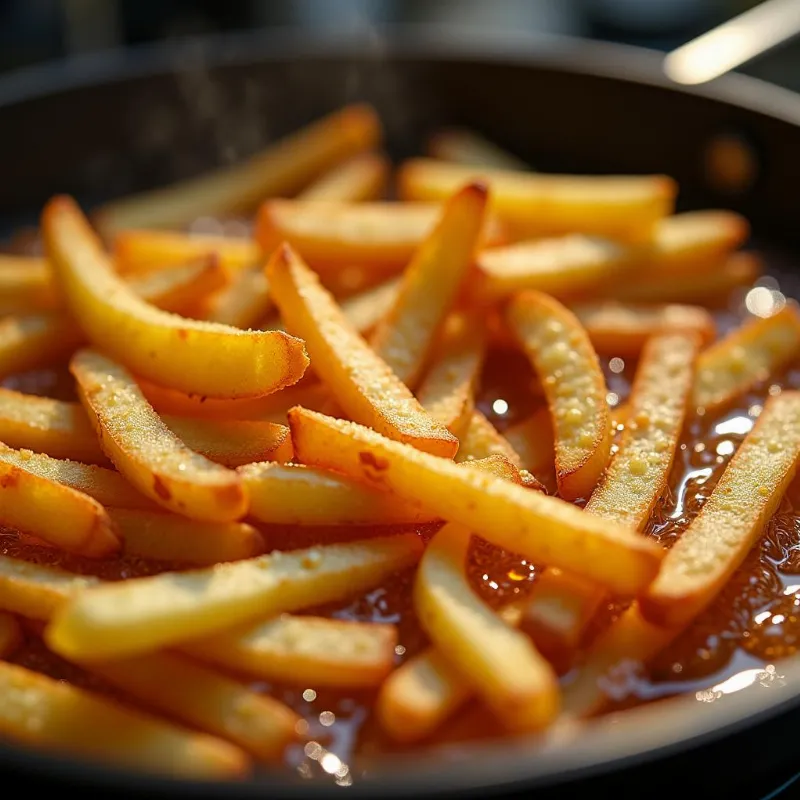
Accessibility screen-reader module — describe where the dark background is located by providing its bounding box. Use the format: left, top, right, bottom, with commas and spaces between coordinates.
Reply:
1, 0, 799, 92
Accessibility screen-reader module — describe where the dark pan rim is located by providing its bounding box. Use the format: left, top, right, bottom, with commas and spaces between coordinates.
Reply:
0, 23, 799, 796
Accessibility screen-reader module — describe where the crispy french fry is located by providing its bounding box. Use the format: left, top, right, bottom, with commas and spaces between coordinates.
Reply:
503, 407, 555, 477
340, 276, 401, 335
0, 460, 119, 558
238, 461, 433, 526
0, 444, 156, 510
46, 534, 424, 660
417, 314, 486, 437
524, 333, 698, 653
0, 661, 248, 778
369, 183, 488, 387
693, 304, 800, 412
72, 349, 247, 522
427, 128, 528, 171
0, 612, 22, 658
573, 302, 716, 356
415, 524, 558, 731
204, 264, 272, 329
183, 615, 397, 688
397, 158, 675, 242
107, 508, 264, 565
94, 104, 381, 233
85, 652, 300, 762
0, 313, 84, 378
256, 200, 505, 271
114, 230, 260, 275
288, 408, 663, 593
507, 291, 611, 500
266, 243, 458, 457
0, 255, 58, 313
43, 196, 309, 398
126, 255, 227, 314
641, 391, 800, 628
455, 411, 523, 467
298, 152, 389, 201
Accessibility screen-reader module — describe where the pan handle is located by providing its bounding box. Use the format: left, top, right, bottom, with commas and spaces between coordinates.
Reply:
663, 0, 800, 85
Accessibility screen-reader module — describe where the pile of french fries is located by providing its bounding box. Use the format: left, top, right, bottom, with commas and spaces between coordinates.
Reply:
0, 102, 797, 781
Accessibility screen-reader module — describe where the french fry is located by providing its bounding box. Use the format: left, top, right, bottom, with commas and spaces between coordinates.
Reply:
427, 128, 528, 171
84, 652, 300, 762
369, 183, 488, 387
0, 255, 58, 313
506, 291, 611, 500
183, 615, 397, 688
415, 524, 558, 731
125, 255, 227, 314
71, 349, 247, 522
0, 460, 119, 558
107, 508, 264, 565
114, 230, 260, 275
204, 264, 272, 329
340, 276, 401, 335
43, 196, 309, 399
503, 407, 555, 477
573, 301, 716, 356
693, 304, 800, 412
0, 661, 248, 778
46, 534, 424, 660
417, 314, 486, 437
298, 152, 389, 201
397, 158, 676, 242
0, 444, 156, 510
238, 461, 433, 526
641, 391, 800, 628
0, 313, 84, 378
524, 333, 698, 653
94, 104, 381, 233
288, 408, 663, 593
266, 243, 458, 457
256, 200, 505, 271
0, 612, 22, 658
454, 411, 523, 468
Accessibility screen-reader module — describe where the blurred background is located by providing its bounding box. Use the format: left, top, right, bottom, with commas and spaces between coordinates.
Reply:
1, 0, 799, 92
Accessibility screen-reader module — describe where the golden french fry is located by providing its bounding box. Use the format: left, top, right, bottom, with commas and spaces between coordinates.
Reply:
107, 508, 264, 565
340, 276, 401, 335
0, 459, 119, 557
572, 301, 716, 356
614, 251, 760, 304
415, 524, 558, 731
693, 304, 800, 412
238, 461, 433, 526
0, 443, 156, 510
0, 612, 22, 658
454, 411, 523, 468
126, 256, 227, 314
298, 152, 389, 201
71, 349, 247, 522
266, 243, 458, 457
417, 314, 486, 437
162, 416, 292, 467
94, 104, 381, 233
204, 264, 272, 329
183, 615, 397, 688
507, 290, 611, 500
46, 534, 424, 660
427, 128, 528, 171
0, 313, 84, 378
288, 408, 663, 593
256, 200, 506, 271
0, 661, 248, 778
641, 391, 800, 628
43, 196, 309, 399
397, 158, 676, 242
114, 230, 260, 275
84, 652, 300, 762
369, 183, 488, 387
503, 407, 555, 477
0, 255, 58, 313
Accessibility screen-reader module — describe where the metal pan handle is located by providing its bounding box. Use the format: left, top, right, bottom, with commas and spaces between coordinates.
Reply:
663, 0, 800, 85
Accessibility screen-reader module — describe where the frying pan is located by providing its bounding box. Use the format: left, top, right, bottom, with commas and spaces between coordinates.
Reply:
1, 23, 800, 799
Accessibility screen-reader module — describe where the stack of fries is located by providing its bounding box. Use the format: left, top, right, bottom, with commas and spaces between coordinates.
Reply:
0, 103, 797, 781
